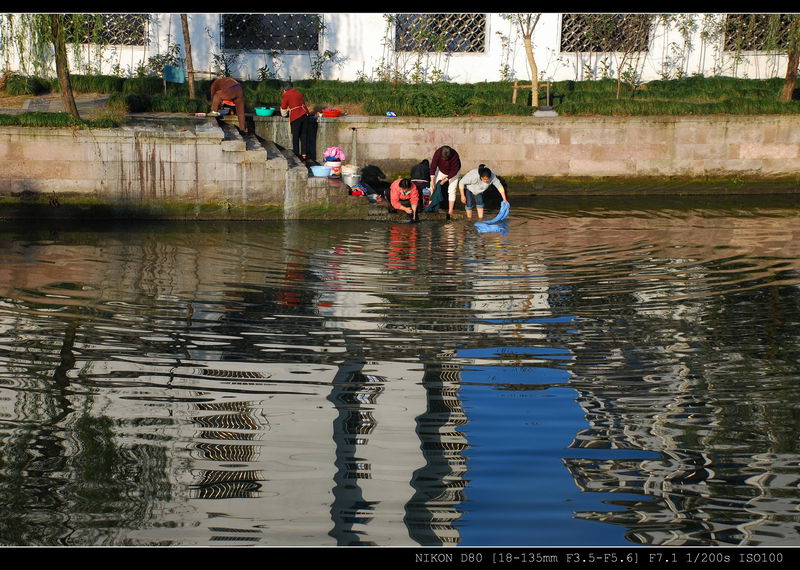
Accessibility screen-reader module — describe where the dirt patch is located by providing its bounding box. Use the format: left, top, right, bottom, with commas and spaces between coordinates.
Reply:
0, 94, 31, 108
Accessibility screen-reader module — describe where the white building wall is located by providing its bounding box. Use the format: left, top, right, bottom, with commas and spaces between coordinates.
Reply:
0, 13, 792, 83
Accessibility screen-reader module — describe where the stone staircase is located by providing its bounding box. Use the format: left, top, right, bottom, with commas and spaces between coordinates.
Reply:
217, 117, 370, 219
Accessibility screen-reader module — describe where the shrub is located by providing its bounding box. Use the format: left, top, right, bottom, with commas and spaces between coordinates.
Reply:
123, 77, 166, 95
108, 92, 206, 113
3, 74, 51, 96
67, 74, 125, 93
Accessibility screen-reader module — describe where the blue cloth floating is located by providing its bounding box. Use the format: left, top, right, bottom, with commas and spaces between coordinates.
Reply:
162, 65, 185, 83
483, 201, 510, 224
475, 221, 509, 235
474, 202, 510, 235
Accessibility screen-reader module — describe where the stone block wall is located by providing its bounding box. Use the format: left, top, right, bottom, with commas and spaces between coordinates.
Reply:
255, 114, 800, 181
0, 119, 288, 204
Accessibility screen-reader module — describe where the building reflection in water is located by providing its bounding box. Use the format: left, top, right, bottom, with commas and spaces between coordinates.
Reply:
2, 207, 799, 545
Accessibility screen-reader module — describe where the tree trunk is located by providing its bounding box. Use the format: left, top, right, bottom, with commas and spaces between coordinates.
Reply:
522, 35, 539, 107
49, 14, 80, 119
779, 17, 800, 103
180, 14, 196, 99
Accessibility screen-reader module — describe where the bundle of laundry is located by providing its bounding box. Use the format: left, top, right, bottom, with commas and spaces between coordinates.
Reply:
323, 146, 346, 162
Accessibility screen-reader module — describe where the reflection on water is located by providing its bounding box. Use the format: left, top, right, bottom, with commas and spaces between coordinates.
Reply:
1, 196, 799, 546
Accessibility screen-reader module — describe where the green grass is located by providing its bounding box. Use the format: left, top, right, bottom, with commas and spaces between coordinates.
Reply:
108, 92, 208, 113
2, 74, 799, 117
0, 111, 119, 128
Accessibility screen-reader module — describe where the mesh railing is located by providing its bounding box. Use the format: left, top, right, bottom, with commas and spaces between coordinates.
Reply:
221, 13, 321, 51
560, 14, 653, 53
394, 13, 486, 53
723, 14, 794, 51
63, 14, 150, 46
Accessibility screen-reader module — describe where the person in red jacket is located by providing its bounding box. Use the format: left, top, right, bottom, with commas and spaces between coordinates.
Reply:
208, 76, 246, 132
389, 178, 420, 222
280, 81, 317, 163
428, 145, 461, 220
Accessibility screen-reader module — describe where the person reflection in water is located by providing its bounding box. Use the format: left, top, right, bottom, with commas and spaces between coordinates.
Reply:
387, 223, 419, 271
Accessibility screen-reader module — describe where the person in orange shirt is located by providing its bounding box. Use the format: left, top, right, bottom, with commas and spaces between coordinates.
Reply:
280, 81, 317, 163
207, 76, 246, 132
389, 178, 420, 223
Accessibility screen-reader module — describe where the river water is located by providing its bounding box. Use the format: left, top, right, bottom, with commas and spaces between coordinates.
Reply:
1, 195, 799, 547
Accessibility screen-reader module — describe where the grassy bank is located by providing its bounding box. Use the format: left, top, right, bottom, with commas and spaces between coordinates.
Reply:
2, 73, 798, 119
0, 111, 119, 128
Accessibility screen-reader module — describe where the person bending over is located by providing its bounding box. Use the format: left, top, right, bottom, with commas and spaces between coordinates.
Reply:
208, 76, 246, 133
429, 145, 461, 220
389, 178, 421, 223
458, 164, 509, 221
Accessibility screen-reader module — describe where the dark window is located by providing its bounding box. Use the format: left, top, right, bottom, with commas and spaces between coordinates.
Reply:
394, 13, 486, 53
724, 14, 793, 51
221, 13, 321, 51
560, 14, 652, 53
64, 14, 150, 46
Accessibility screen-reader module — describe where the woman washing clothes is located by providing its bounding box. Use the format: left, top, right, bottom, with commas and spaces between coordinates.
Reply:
280, 81, 317, 164
457, 164, 509, 221
207, 76, 247, 133
428, 145, 461, 220
389, 178, 421, 223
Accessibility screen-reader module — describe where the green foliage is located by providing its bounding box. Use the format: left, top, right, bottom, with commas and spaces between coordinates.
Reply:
108, 92, 207, 113
67, 74, 124, 93
4, 74, 799, 119
148, 95, 207, 113
141, 42, 183, 77
122, 76, 167, 95
3, 73, 51, 95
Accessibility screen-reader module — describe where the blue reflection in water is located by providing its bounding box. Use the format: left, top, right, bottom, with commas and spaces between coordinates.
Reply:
455, 348, 656, 546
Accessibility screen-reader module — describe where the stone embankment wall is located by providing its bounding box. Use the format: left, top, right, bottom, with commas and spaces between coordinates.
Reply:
0, 117, 368, 219
256, 114, 800, 183
0, 118, 284, 200
1, 114, 798, 220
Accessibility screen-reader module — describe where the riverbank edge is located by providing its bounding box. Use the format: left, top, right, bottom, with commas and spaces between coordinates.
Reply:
0, 193, 371, 221
1, 173, 798, 221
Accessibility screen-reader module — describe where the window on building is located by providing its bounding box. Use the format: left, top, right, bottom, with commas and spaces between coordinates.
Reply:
394, 13, 486, 53
221, 14, 321, 51
64, 14, 150, 46
723, 14, 793, 51
560, 14, 652, 52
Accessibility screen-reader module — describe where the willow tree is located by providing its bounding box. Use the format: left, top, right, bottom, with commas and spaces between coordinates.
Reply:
502, 13, 542, 107
5, 14, 86, 119
779, 15, 800, 102
48, 14, 80, 118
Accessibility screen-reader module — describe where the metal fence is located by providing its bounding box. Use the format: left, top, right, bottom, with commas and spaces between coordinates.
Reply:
723, 14, 793, 51
560, 14, 653, 53
220, 13, 321, 51
63, 14, 150, 46
394, 13, 486, 53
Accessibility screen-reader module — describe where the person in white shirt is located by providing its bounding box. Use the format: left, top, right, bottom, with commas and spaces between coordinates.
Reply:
457, 164, 509, 220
